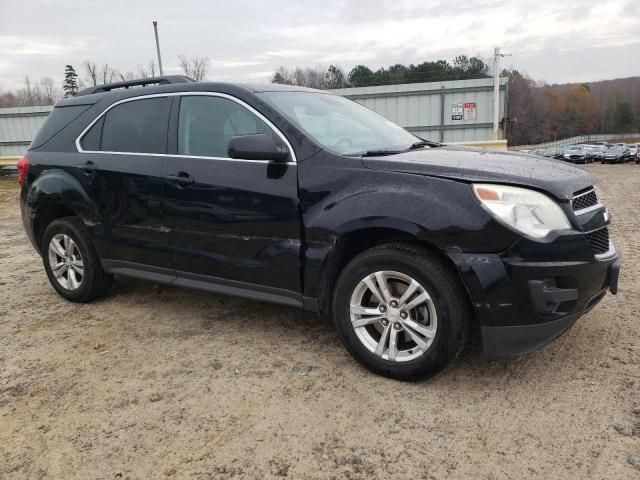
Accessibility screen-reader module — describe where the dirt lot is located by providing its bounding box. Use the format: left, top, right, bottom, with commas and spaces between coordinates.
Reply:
1, 163, 639, 479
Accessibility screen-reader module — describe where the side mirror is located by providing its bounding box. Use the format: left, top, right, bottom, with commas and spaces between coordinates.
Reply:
228, 134, 289, 162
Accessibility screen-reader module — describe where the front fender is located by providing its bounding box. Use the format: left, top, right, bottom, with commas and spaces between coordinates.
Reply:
299, 159, 520, 300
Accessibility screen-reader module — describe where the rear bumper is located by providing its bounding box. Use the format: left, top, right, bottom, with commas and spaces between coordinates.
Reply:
448, 247, 620, 356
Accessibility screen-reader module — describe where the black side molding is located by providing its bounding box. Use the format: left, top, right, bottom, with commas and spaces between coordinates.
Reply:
100, 259, 319, 312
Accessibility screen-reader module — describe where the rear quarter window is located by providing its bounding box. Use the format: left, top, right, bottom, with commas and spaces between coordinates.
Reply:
80, 116, 104, 151
29, 105, 91, 150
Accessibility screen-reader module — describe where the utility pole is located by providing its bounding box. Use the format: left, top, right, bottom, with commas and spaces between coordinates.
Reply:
493, 47, 511, 140
153, 21, 164, 76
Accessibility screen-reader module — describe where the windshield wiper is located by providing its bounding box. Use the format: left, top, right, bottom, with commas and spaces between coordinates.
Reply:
344, 140, 442, 157
345, 149, 403, 157
408, 140, 443, 150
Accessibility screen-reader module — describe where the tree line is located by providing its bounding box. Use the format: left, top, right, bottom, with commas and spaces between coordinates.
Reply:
1, 53, 637, 144
0, 55, 210, 107
506, 71, 640, 145
271, 55, 490, 89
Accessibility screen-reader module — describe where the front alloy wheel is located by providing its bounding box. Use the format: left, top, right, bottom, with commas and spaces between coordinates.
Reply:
333, 244, 470, 381
350, 271, 437, 362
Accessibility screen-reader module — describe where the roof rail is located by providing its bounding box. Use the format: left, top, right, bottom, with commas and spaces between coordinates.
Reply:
77, 75, 195, 96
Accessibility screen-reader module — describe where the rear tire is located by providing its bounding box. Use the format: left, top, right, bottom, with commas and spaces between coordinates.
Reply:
41, 217, 113, 302
332, 244, 471, 381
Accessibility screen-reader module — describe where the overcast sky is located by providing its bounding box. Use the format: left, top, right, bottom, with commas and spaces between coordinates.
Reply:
0, 0, 638, 91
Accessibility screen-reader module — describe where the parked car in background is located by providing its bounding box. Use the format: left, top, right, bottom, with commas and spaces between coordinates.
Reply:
560, 146, 593, 164
603, 145, 631, 164
584, 144, 607, 161
18, 76, 620, 380
628, 144, 638, 163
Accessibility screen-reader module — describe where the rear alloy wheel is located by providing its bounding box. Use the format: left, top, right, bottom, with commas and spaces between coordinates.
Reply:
48, 233, 85, 291
41, 217, 113, 302
333, 244, 470, 381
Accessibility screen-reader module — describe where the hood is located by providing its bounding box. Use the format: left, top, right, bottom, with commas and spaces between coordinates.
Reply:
362, 146, 596, 200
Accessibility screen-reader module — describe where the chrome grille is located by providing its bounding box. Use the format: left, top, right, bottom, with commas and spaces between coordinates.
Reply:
586, 227, 610, 255
572, 188, 598, 212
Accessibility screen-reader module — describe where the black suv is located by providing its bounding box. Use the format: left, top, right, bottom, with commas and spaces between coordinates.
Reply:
19, 76, 620, 380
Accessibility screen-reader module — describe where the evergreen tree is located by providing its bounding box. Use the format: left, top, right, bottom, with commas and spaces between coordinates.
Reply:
348, 65, 375, 87
325, 65, 348, 89
63, 65, 79, 97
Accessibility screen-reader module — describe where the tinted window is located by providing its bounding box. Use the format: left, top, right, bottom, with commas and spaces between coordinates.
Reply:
30, 105, 91, 150
178, 96, 272, 157
101, 97, 169, 153
81, 116, 104, 151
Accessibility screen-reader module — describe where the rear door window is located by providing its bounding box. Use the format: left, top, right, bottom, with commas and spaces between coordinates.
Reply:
98, 97, 170, 154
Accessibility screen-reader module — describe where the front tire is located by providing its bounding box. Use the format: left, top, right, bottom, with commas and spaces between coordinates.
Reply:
41, 217, 113, 302
332, 244, 471, 381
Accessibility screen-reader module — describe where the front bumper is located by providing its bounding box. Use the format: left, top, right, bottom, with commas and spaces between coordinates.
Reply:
448, 247, 620, 356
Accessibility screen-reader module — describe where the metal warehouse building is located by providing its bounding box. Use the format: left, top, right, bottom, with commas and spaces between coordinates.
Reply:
0, 105, 53, 157
329, 77, 507, 144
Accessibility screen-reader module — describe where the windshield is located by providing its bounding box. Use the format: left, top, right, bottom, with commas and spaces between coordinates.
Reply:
609, 147, 623, 153
259, 91, 421, 155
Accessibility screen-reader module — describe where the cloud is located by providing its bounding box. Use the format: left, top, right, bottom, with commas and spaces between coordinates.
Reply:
0, 0, 637, 90
0, 36, 88, 56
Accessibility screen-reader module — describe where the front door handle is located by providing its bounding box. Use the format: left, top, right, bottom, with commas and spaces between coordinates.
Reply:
166, 172, 195, 187
76, 160, 96, 173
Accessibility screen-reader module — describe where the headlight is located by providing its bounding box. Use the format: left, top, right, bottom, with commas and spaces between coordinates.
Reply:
473, 184, 572, 238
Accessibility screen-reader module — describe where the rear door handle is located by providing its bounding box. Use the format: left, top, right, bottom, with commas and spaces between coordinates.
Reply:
165, 172, 195, 187
76, 160, 96, 173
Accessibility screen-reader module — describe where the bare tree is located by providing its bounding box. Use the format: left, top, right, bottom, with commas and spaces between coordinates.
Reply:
0, 89, 18, 107
101, 64, 118, 84
271, 65, 328, 89
137, 60, 158, 79
39, 77, 59, 103
178, 55, 210, 81
6, 76, 63, 106
83, 61, 98, 86
118, 71, 137, 81
272, 66, 293, 85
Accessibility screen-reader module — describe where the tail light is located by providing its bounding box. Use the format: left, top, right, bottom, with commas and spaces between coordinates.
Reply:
17, 156, 29, 185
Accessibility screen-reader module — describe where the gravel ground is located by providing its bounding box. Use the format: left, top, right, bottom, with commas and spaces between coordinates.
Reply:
1, 163, 639, 479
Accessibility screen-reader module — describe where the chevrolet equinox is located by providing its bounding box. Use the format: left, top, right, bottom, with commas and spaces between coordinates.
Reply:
19, 76, 621, 380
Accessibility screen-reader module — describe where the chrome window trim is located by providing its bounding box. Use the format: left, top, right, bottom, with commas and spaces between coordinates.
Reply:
74, 91, 297, 165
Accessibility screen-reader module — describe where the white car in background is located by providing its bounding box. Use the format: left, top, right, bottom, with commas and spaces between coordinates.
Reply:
629, 144, 639, 163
